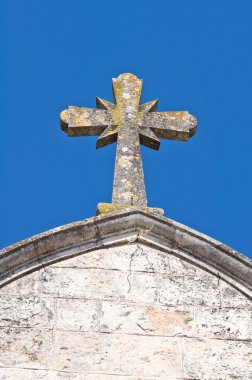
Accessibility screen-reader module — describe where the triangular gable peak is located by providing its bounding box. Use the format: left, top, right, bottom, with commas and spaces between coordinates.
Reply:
0, 209, 251, 379
0, 208, 251, 298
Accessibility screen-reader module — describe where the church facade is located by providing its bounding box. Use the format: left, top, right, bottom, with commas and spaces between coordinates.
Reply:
0, 208, 251, 379
1, 73, 251, 378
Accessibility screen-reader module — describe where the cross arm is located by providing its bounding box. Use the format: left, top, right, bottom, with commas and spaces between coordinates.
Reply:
60, 106, 112, 137
144, 111, 197, 142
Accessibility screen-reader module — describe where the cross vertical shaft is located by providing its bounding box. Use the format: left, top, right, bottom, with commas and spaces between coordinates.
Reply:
113, 126, 147, 206
110, 73, 147, 206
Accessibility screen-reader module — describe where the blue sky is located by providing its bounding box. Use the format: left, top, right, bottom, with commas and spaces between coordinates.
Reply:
1, 0, 251, 257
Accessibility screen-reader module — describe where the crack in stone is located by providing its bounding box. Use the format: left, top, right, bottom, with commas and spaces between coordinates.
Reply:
126, 224, 156, 293
126, 242, 141, 293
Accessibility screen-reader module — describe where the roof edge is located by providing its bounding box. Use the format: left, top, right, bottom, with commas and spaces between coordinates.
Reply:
0, 208, 251, 297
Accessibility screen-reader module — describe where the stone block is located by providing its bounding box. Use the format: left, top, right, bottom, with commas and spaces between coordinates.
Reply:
182, 337, 252, 379
158, 273, 221, 307
169, 254, 201, 276
124, 270, 159, 304
54, 331, 182, 378
56, 298, 100, 332
0, 272, 39, 296
194, 306, 252, 340
100, 301, 193, 337
51, 246, 131, 271
50, 244, 198, 277
40, 267, 128, 301
0, 369, 163, 380
0, 328, 52, 369
0, 368, 52, 380
220, 282, 252, 309
40, 267, 160, 305
0, 296, 54, 328
0, 367, 180, 379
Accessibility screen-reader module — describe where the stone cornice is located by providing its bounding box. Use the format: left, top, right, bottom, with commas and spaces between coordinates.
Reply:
0, 208, 251, 298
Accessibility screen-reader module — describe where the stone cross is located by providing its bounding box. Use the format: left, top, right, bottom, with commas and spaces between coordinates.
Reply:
60, 73, 197, 214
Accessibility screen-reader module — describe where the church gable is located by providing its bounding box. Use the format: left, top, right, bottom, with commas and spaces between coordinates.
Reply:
1, 66, 251, 380
0, 243, 251, 379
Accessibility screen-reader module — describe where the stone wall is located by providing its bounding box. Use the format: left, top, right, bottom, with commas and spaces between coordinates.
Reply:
0, 243, 251, 379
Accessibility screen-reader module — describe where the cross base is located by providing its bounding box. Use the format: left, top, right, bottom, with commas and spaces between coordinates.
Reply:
96, 203, 164, 216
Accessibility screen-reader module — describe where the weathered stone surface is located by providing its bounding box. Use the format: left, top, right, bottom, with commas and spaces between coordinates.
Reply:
40, 267, 129, 301
54, 331, 182, 378
0, 328, 52, 369
194, 306, 252, 340
60, 73, 197, 209
100, 302, 193, 337
158, 272, 222, 307
60, 106, 111, 136
0, 271, 38, 295
182, 338, 252, 379
0, 368, 163, 379
56, 298, 100, 332
50, 244, 198, 276
124, 270, 159, 304
220, 282, 252, 309
0, 296, 54, 328
100, 301, 252, 341
0, 369, 51, 380
144, 111, 197, 141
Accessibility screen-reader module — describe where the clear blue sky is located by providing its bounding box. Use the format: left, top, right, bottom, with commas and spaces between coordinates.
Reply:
1, 0, 251, 257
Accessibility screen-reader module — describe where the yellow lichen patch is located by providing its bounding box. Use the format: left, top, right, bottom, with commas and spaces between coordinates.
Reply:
105, 130, 114, 136
118, 156, 132, 169
168, 111, 187, 118
112, 73, 142, 110
96, 202, 164, 216
97, 203, 132, 214
118, 133, 125, 140
60, 110, 70, 122
79, 109, 91, 117
95, 114, 105, 123
125, 111, 145, 128
110, 106, 125, 127
73, 117, 92, 127
124, 181, 133, 190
